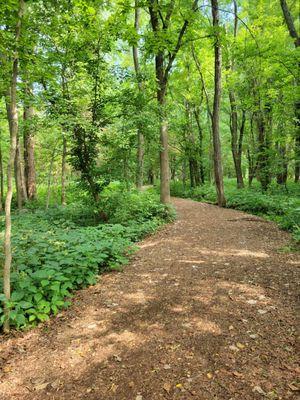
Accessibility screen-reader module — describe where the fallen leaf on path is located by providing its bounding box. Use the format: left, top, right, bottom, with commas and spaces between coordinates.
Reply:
34, 382, 48, 391
233, 371, 243, 378
163, 382, 172, 393
253, 385, 266, 395
249, 334, 258, 339
257, 309, 268, 315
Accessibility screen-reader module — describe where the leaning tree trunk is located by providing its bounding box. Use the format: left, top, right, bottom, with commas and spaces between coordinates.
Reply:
3, 0, 24, 333
211, 0, 226, 207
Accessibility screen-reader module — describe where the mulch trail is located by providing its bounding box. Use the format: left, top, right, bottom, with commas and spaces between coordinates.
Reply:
0, 198, 299, 400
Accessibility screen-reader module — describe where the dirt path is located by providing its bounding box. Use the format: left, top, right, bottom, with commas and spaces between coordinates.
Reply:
0, 198, 299, 400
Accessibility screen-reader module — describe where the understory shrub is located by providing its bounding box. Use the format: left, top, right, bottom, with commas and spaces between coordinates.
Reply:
98, 182, 176, 224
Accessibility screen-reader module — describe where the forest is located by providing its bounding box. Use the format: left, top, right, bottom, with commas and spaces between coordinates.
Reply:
0, 0, 299, 399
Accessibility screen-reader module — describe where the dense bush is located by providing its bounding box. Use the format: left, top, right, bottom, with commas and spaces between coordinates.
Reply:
0, 186, 174, 330
99, 182, 176, 224
170, 180, 300, 242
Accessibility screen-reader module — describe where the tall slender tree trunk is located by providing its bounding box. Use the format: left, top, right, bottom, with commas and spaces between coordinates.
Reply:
276, 142, 288, 185
194, 109, 205, 184
46, 147, 56, 209
0, 134, 4, 211
149, 0, 198, 203
14, 137, 24, 209
227, 0, 244, 188
61, 135, 67, 206
280, 0, 300, 182
228, 89, 244, 188
23, 86, 36, 200
255, 109, 271, 191
3, 0, 24, 333
159, 99, 170, 203
211, 0, 226, 207
156, 52, 170, 203
133, 1, 145, 190
248, 113, 257, 186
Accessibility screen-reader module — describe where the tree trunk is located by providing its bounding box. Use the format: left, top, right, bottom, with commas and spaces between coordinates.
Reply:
149, 0, 198, 203
159, 102, 170, 203
194, 109, 205, 184
248, 113, 257, 186
16, 137, 27, 205
3, 0, 24, 333
279, 0, 300, 182
156, 54, 170, 203
280, 0, 300, 47
61, 135, 67, 206
14, 137, 24, 209
0, 134, 4, 211
211, 0, 226, 207
255, 110, 271, 191
295, 132, 300, 182
23, 88, 36, 200
133, 1, 145, 190
46, 147, 56, 209
276, 142, 288, 185
228, 89, 244, 188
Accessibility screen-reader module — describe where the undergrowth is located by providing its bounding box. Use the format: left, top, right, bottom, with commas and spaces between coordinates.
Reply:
0, 183, 175, 330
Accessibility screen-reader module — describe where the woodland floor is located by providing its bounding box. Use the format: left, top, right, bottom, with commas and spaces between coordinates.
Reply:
0, 198, 299, 400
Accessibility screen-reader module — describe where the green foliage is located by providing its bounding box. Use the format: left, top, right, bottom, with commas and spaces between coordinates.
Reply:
0, 186, 173, 330
99, 182, 176, 225
170, 179, 300, 242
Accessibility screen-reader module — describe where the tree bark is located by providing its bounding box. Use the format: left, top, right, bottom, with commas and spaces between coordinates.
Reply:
227, 0, 244, 188
0, 133, 4, 211
228, 89, 244, 188
23, 86, 37, 200
255, 109, 271, 190
279, 0, 300, 182
194, 109, 205, 184
46, 146, 56, 209
276, 142, 288, 185
149, 0, 198, 203
280, 0, 300, 47
61, 135, 67, 206
3, 0, 24, 333
133, 1, 145, 190
211, 0, 226, 207
14, 136, 27, 207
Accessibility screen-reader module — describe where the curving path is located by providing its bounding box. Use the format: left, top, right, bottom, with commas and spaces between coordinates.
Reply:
0, 198, 299, 399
